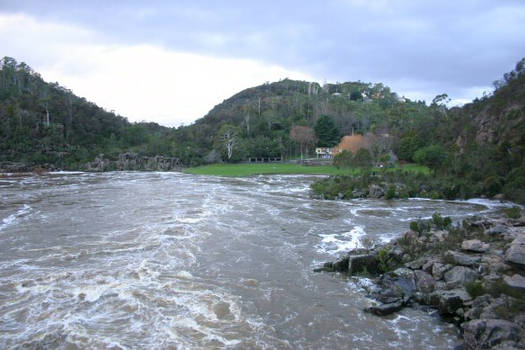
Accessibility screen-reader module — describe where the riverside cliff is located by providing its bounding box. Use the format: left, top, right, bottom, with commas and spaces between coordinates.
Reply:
316, 211, 525, 349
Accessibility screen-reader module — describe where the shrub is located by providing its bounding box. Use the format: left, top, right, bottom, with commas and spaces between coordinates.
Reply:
385, 185, 397, 199
466, 281, 485, 298
377, 248, 394, 273
503, 206, 522, 219
483, 176, 503, 197
413, 145, 447, 169
432, 213, 452, 230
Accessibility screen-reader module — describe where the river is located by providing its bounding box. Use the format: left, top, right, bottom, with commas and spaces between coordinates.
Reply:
0, 172, 511, 349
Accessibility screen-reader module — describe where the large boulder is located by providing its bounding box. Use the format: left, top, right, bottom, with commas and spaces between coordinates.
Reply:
348, 254, 379, 275
461, 239, 489, 253
505, 235, 525, 268
463, 319, 520, 350
368, 184, 384, 198
429, 288, 472, 315
415, 269, 435, 293
444, 250, 481, 267
365, 299, 405, 316
486, 224, 509, 236
444, 266, 479, 287
370, 268, 416, 304
432, 262, 452, 280
503, 274, 525, 292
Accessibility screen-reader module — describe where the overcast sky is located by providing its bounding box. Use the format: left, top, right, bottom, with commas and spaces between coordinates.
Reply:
1, 1, 524, 127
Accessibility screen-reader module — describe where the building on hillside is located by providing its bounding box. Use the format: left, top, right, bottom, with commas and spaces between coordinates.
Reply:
315, 147, 334, 159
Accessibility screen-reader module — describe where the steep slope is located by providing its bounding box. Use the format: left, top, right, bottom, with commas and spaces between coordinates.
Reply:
0, 57, 175, 169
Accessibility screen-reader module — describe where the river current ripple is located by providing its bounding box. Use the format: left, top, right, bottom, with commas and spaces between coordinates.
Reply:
0, 172, 511, 349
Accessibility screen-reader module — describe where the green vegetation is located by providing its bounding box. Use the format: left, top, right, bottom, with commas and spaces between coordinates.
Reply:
465, 281, 485, 298
503, 206, 522, 219
185, 163, 354, 176
2, 54, 525, 204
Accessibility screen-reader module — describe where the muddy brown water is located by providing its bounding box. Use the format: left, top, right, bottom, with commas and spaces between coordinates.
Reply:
0, 172, 512, 349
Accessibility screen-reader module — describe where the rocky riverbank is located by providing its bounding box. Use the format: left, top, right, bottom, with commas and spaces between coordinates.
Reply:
0, 161, 57, 174
0, 153, 183, 173
84, 152, 182, 172
315, 212, 525, 349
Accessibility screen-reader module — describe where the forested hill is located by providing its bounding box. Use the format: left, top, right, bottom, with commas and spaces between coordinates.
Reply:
2, 54, 524, 195
176, 78, 435, 164
0, 57, 174, 169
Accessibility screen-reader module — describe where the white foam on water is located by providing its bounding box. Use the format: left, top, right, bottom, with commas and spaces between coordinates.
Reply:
50, 171, 85, 174
175, 271, 193, 279
177, 217, 201, 224
0, 204, 31, 231
317, 226, 366, 255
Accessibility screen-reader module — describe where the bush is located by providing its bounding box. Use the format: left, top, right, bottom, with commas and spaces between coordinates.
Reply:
385, 185, 397, 199
483, 176, 503, 197
432, 213, 452, 230
466, 281, 485, 298
504, 206, 522, 219
413, 145, 447, 169
333, 150, 354, 168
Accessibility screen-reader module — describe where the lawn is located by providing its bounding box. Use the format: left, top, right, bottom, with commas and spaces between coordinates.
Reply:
185, 163, 429, 177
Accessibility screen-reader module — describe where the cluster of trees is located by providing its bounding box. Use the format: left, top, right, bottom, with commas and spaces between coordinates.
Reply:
188, 78, 428, 164
3, 55, 524, 203
316, 57, 525, 203
0, 57, 177, 168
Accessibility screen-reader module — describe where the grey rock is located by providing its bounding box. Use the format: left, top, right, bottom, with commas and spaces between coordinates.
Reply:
405, 257, 427, 270
368, 184, 384, 198
487, 224, 509, 235
444, 266, 479, 286
463, 319, 520, 350
348, 254, 378, 275
415, 269, 435, 293
504, 274, 525, 292
371, 269, 416, 304
492, 341, 520, 350
461, 239, 490, 253
505, 234, 525, 267
433, 230, 449, 242
365, 299, 405, 316
429, 288, 472, 315
444, 250, 481, 267
432, 263, 452, 280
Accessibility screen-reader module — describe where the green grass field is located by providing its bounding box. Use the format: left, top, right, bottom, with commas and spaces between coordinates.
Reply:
185, 163, 429, 177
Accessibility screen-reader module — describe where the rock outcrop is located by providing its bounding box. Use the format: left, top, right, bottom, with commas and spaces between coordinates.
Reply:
84, 153, 182, 172
315, 214, 525, 349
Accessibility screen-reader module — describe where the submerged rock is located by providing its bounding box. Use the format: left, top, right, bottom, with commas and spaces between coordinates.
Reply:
365, 299, 405, 316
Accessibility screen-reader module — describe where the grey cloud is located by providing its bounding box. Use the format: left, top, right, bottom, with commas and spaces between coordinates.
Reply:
1, 0, 524, 102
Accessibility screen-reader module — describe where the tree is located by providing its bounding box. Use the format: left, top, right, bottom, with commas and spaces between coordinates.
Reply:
290, 125, 316, 159
413, 145, 446, 169
354, 148, 373, 167
314, 115, 340, 147
215, 124, 241, 161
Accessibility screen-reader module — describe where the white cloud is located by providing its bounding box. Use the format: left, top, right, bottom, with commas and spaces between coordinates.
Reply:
0, 13, 315, 127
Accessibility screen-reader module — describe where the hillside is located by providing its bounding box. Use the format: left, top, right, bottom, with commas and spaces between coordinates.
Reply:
0, 57, 175, 170
311, 58, 525, 203
2, 55, 524, 196
174, 78, 434, 165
